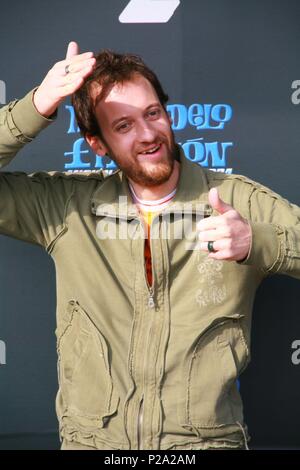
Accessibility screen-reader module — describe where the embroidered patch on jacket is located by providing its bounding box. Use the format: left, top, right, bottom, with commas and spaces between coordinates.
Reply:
195, 256, 227, 307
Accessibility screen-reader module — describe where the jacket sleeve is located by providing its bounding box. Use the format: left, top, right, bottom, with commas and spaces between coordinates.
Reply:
0, 90, 73, 248
0, 89, 55, 168
240, 180, 300, 279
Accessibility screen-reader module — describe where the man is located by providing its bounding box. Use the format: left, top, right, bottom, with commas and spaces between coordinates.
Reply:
1, 42, 300, 450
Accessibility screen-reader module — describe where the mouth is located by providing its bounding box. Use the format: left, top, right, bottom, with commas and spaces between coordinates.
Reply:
137, 143, 163, 159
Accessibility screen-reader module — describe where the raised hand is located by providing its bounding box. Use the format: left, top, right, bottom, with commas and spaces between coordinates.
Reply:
197, 187, 252, 261
33, 41, 96, 117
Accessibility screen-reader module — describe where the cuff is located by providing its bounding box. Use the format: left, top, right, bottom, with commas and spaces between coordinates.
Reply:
238, 221, 283, 272
10, 88, 56, 140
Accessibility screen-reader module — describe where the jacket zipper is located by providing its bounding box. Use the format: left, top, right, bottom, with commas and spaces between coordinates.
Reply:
137, 213, 157, 309
148, 286, 155, 309
140, 210, 159, 448
137, 283, 155, 448
137, 396, 144, 449
138, 213, 158, 448
95, 210, 159, 308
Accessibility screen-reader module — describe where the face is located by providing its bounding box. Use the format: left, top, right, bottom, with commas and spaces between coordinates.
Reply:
87, 75, 177, 187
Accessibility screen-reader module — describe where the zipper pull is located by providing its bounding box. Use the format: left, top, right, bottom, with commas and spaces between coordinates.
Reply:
148, 289, 155, 309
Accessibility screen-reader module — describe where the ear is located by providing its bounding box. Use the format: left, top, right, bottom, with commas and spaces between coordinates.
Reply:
85, 134, 108, 157
167, 111, 173, 127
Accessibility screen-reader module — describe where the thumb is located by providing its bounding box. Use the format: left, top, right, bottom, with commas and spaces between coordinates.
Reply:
66, 41, 79, 59
209, 187, 233, 214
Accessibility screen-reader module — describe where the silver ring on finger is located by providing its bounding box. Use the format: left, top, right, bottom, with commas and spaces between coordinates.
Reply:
65, 64, 71, 75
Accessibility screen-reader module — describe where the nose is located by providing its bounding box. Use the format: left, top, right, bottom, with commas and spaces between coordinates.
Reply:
136, 119, 157, 143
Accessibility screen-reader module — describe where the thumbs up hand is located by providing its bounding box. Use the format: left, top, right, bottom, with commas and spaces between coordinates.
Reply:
33, 41, 96, 117
197, 187, 252, 261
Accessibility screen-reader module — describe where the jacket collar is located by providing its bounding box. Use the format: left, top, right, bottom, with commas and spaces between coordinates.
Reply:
91, 146, 212, 219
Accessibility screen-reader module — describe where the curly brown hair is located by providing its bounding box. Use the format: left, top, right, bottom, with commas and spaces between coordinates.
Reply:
72, 49, 169, 140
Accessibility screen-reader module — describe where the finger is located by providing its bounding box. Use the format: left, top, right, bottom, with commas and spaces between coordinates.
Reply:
62, 62, 96, 86
208, 250, 233, 261
62, 77, 86, 95
66, 41, 79, 59
55, 58, 96, 76
61, 64, 96, 86
199, 241, 216, 252
198, 229, 220, 242
67, 51, 94, 64
197, 215, 223, 231
209, 187, 233, 215
66, 57, 96, 74
54, 53, 94, 71
199, 239, 227, 252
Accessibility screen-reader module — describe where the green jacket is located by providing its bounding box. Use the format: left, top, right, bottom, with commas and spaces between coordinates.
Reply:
1, 91, 300, 450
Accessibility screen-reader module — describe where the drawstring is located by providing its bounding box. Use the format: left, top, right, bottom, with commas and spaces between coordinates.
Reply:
236, 421, 249, 450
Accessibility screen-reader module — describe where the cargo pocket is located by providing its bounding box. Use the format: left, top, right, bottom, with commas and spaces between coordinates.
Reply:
56, 300, 119, 428
178, 314, 249, 436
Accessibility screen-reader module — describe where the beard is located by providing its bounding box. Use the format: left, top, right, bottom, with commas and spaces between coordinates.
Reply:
105, 134, 178, 187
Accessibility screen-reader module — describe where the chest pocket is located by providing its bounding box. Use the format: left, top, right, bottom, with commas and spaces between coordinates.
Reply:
56, 300, 119, 428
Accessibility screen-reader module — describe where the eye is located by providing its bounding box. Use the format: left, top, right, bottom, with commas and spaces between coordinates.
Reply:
147, 108, 161, 119
116, 122, 131, 133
